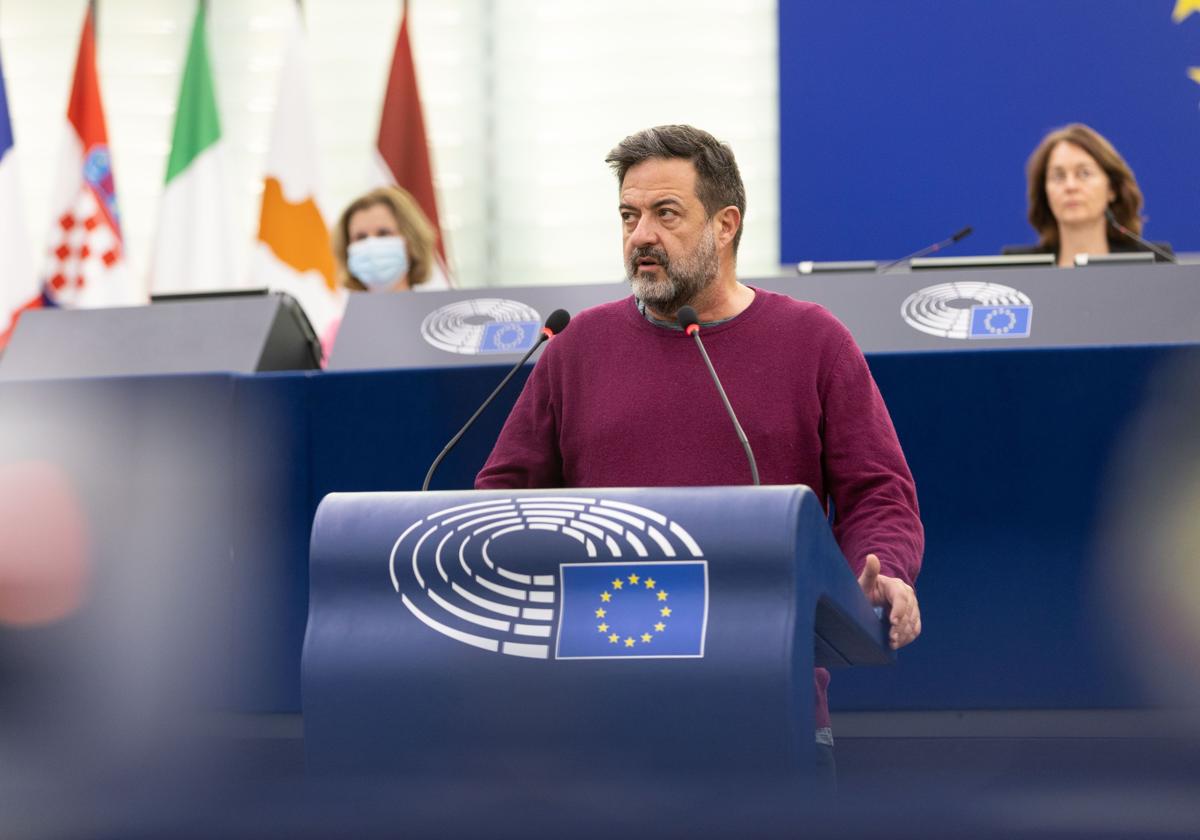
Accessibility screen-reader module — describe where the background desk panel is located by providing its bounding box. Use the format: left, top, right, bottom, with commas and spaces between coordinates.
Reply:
1, 283, 1195, 716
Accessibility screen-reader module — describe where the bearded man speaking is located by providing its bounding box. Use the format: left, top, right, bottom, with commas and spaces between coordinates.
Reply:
476, 124, 923, 776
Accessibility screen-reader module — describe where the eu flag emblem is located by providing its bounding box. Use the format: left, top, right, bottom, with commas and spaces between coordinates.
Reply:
969, 304, 1032, 339
478, 321, 539, 353
555, 562, 708, 659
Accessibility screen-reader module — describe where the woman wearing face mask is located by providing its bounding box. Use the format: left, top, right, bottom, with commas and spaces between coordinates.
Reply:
322, 186, 441, 356
1004, 123, 1172, 267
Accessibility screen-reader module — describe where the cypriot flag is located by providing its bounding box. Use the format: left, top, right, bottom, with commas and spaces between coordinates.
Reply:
250, 6, 342, 335
148, 1, 232, 295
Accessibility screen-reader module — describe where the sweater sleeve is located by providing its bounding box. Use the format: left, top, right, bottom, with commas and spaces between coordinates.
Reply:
475, 351, 565, 489
820, 333, 924, 586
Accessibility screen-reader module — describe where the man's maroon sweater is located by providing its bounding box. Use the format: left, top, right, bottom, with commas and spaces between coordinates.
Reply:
477, 288, 923, 727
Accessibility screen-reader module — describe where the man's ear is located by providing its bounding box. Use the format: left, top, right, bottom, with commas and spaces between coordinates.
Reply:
714, 206, 741, 250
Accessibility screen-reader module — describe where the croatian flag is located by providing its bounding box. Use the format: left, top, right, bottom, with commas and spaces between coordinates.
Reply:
40, 4, 139, 309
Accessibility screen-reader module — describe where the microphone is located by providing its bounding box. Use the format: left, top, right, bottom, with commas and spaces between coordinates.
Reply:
1105, 209, 1177, 264
877, 225, 974, 273
676, 306, 760, 486
422, 309, 570, 491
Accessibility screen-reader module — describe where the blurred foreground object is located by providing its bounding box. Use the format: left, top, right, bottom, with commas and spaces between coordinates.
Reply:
1100, 351, 1200, 715
0, 459, 89, 626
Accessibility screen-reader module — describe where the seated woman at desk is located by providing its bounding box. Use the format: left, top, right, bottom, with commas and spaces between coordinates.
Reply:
323, 185, 442, 356
1007, 123, 1172, 267
332, 185, 440, 294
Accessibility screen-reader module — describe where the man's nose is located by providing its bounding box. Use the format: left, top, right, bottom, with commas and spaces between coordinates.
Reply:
627, 215, 659, 249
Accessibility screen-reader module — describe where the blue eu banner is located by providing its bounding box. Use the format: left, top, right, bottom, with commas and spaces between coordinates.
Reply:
969, 304, 1032, 339
555, 561, 708, 659
478, 320, 539, 353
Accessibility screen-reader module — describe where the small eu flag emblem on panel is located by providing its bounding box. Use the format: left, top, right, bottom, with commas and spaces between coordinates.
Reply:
555, 561, 708, 659
969, 304, 1032, 339
478, 321, 539, 353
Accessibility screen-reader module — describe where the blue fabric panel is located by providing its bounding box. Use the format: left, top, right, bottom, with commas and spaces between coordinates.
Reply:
779, 1, 1200, 261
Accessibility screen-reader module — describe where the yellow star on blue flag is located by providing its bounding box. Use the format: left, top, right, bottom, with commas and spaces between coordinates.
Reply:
555, 561, 707, 659
1173, 0, 1200, 23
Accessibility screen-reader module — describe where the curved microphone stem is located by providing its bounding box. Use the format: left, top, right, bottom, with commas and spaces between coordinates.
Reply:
1106, 210, 1178, 265
422, 334, 547, 492
688, 331, 760, 486
878, 225, 974, 274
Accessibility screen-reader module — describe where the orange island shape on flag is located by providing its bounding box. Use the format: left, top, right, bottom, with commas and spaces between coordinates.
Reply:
258, 176, 336, 290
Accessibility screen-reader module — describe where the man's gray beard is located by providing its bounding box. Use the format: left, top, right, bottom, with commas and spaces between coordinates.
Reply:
627, 226, 719, 316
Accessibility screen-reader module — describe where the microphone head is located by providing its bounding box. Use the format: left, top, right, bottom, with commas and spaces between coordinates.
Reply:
1104, 207, 1118, 226
676, 306, 700, 336
952, 225, 974, 243
542, 308, 571, 338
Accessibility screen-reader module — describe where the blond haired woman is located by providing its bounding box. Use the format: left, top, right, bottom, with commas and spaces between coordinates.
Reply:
322, 186, 444, 356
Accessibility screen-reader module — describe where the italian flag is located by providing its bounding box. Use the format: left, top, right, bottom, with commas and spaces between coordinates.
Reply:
148, 1, 232, 295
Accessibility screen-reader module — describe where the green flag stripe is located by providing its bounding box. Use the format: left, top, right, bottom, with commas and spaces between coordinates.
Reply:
165, 2, 221, 183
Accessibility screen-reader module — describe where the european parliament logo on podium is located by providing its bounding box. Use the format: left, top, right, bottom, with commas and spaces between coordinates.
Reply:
387, 496, 710, 661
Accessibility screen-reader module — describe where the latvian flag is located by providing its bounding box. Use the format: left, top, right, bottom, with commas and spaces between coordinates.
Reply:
374, 1, 453, 288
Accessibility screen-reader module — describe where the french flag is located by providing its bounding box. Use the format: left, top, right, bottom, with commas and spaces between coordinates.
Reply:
0, 43, 38, 349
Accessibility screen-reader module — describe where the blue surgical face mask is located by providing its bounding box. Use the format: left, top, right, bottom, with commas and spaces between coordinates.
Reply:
347, 236, 409, 290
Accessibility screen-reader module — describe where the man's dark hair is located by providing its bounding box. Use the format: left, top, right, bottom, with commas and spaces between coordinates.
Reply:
605, 124, 746, 254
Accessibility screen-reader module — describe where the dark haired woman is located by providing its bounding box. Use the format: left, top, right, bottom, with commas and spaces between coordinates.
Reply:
1007, 123, 1172, 267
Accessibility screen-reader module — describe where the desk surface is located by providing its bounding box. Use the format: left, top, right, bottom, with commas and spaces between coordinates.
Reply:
329, 263, 1200, 370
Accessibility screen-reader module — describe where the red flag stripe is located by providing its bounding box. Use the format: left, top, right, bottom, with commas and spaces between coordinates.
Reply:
67, 5, 110, 152
376, 10, 449, 271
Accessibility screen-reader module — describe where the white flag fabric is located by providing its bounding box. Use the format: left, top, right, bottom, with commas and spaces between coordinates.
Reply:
148, 1, 233, 295
249, 7, 344, 336
0, 47, 37, 334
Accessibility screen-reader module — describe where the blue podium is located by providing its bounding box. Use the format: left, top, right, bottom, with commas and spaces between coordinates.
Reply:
303, 486, 892, 781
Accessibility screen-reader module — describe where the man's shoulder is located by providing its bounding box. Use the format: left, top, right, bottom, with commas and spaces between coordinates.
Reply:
751, 288, 853, 340
538, 295, 635, 360
562, 296, 636, 334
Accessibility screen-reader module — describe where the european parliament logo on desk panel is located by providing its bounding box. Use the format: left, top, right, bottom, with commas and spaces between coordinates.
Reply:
901, 281, 1034, 341
420, 298, 542, 355
387, 496, 709, 661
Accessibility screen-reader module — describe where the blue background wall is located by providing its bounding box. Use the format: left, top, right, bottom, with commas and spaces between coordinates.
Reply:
779, 1, 1200, 262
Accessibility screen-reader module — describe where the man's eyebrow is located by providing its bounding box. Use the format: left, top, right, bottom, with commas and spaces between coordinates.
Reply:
619, 197, 684, 211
